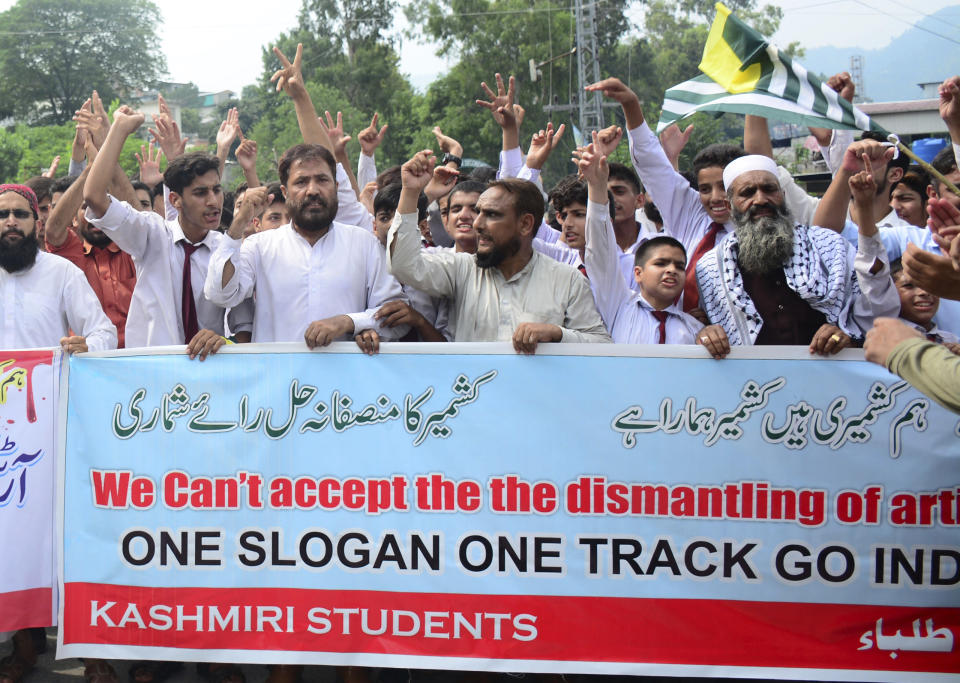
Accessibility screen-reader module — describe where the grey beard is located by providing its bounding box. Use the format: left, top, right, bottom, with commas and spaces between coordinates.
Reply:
733, 206, 795, 275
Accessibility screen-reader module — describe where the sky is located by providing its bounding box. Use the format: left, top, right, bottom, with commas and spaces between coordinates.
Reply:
1, 0, 958, 96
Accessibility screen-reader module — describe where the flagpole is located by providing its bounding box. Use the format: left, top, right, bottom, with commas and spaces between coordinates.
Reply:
888, 135, 960, 198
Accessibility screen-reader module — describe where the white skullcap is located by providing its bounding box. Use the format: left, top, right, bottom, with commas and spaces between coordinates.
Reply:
722, 154, 780, 190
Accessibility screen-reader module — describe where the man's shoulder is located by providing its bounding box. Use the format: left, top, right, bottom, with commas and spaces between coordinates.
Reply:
529, 250, 582, 282
35, 250, 87, 279
804, 223, 849, 248
332, 221, 379, 243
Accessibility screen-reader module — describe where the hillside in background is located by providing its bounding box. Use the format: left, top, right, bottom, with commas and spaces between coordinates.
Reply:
799, 5, 960, 102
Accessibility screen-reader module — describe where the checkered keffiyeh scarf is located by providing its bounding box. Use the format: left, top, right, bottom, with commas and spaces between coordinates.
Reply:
695, 224, 858, 345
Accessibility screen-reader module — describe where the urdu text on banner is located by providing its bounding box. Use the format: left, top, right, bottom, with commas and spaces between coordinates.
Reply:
0, 348, 59, 632
57, 344, 960, 681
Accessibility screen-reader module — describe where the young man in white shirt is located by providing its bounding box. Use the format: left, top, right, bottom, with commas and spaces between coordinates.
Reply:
205, 144, 407, 354
83, 107, 253, 359
0, 184, 116, 353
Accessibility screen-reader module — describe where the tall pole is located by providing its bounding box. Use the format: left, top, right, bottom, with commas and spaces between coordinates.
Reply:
575, 0, 604, 134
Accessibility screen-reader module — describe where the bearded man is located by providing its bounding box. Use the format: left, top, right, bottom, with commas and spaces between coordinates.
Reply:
694, 155, 900, 353
204, 143, 407, 352
0, 184, 115, 352
387, 151, 611, 353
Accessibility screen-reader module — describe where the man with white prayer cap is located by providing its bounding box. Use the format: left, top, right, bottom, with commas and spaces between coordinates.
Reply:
694, 155, 900, 353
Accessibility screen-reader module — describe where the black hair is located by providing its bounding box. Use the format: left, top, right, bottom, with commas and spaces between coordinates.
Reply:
265, 182, 285, 205
163, 152, 221, 194
634, 235, 686, 267
548, 175, 616, 221
447, 179, 487, 205
373, 183, 429, 223
608, 162, 642, 195
643, 199, 663, 227
890, 170, 930, 204
932, 146, 958, 178
131, 181, 154, 203
24, 176, 54, 202
51, 175, 77, 194
486, 178, 545, 229
468, 166, 497, 184
548, 175, 588, 213
890, 257, 903, 277
376, 165, 401, 190
692, 144, 745, 182
277, 144, 337, 185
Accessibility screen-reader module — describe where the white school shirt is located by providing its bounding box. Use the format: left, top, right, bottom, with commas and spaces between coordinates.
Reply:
357, 152, 378, 192
204, 222, 406, 343
627, 122, 735, 256
584, 200, 703, 344
0, 252, 116, 351
838, 219, 960, 336
85, 197, 253, 348
388, 212, 611, 344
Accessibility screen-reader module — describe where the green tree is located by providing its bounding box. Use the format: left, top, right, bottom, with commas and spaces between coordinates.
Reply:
246, 0, 425, 171
0, 129, 26, 182
406, 0, 632, 183
0, 0, 165, 124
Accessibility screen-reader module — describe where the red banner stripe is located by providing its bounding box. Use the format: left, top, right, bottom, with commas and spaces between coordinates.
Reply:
62, 583, 960, 673
0, 588, 53, 631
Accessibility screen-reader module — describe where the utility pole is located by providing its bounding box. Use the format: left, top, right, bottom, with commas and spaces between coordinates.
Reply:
849, 55, 865, 102
542, 0, 613, 139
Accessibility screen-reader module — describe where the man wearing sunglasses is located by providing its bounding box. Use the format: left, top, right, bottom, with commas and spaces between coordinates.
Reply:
0, 184, 116, 353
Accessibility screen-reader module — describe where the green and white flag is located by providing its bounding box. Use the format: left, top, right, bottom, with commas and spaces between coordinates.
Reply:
655, 3, 885, 135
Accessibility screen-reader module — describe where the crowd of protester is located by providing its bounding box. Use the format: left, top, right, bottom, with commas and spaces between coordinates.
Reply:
3, 40, 960, 683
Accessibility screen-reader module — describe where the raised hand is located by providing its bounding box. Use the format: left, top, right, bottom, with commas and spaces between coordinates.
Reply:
848, 155, 877, 206
358, 113, 388, 156
574, 131, 610, 190
525, 122, 566, 170
477, 73, 517, 129
423, 164, 460, 202
135, 141, 164, 187
595, 124, 624, 158
401, 150, 436, 193
71, 101, 89, 161
585, 77, 638, 105
839, 138, 894, 174
359, 180, 377, 215
270, 43, 307, 99
658, 123, 692, 169
432, 126, 463, 157
112, 105, 145, 136
43, 155, 60, 178
826, 71, 855, 103
88, 91, 111, 148
73, 94, 110, 151
216, 107, 242, 151
150, 110, 186, 161
235, 136, 258, 172
319, 110, 351, 159
230, 185, 271, 239
939, 76, 960, 136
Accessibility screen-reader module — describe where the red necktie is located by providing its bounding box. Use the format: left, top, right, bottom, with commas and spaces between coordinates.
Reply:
651, 310, 668, 344
927, 333, 943, 343
577, 263, 587, 278
180, 241, 200, 344
682, 221, 723, 311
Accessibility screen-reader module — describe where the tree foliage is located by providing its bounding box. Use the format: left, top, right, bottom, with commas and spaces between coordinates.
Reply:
0, 0, 166, 125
